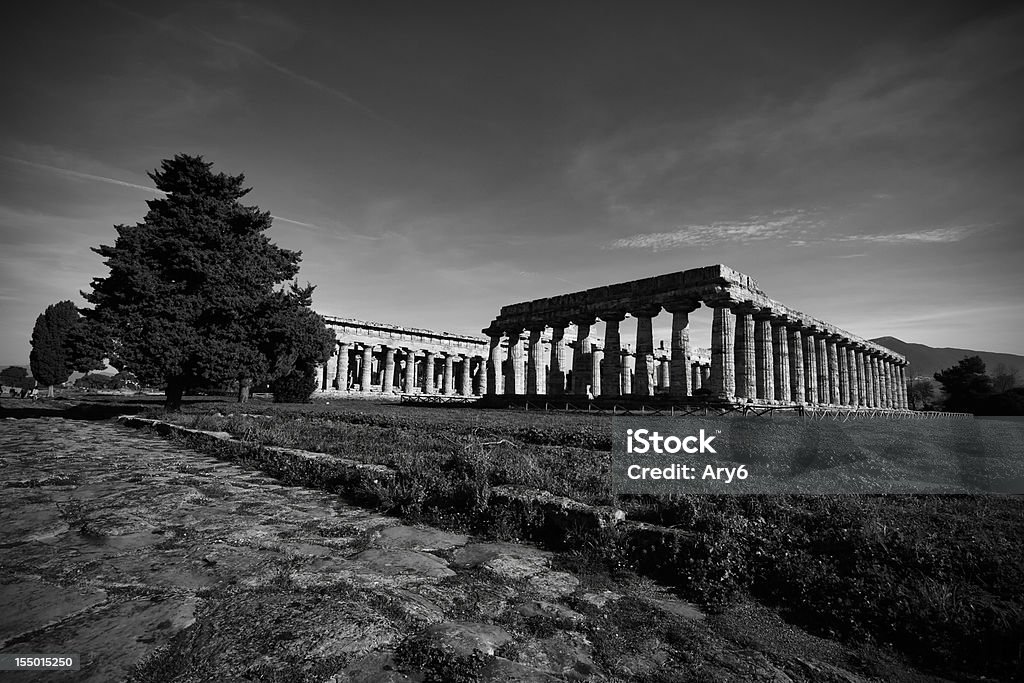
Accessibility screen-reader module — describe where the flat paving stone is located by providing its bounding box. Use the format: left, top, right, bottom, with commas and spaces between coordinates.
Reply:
371, 525, 470, 551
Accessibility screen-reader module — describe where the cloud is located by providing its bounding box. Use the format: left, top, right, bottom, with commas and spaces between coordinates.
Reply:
606, 210, 817, 250
0, 155, 163, 195
833, 225, 982, 244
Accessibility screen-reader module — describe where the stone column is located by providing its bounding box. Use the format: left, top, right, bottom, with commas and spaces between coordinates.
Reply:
360, 345, 374, 392
324, 343, 339, 390
402, 350, 415, 393
836, 341, 849, 405
846, 347, 858, 406
803, 333, 818, 404
547, 324, 568, 394
700, 364, 710, 387
691, 363, 701, 391
505, 329, 525, 395
826, 337, 840, 405
659, 357, 671, 391
634, 311, 658, 397
754, 312, 774, 401
475, 357, 486, 396
854, 350, 866, 406
621, 351, 635, 395
900, 364, 909, 409
667, 302, 698, 397
486, 334, 503, 395
788, 326, 805, 403
337, 342, 350, 391
527, 327, 545, 395
816, 335, 830, 404
381, 347, 396, 394
571, 318, 594, 394
422, 351, 436, 394
601, 314, 625, 397
459, 355, 472, 396
772, 321, 790, 402
709, 305, 735, 398
440, 353, 453, 394
733, 305, 756, 400
885, 361, 895, 409
590, 347, 604, 396
867, 355, 879, 407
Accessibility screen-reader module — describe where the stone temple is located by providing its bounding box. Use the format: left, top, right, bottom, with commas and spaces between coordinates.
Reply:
315, 264, 909, 409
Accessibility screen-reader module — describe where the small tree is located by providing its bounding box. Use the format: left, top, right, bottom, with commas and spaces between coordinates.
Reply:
991, 364, 1019, 394
72, 155, 334, 410
907, 378, 936, 410
934, 356, 993, 414
29, 300, 80, 397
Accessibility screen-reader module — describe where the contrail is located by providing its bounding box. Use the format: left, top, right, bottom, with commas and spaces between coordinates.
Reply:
1, 154, 342, 234
1, 155, 165, 194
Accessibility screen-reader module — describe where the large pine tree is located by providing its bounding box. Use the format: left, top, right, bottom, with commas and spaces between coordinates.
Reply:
29, 300, 79, 396
73, 154, 334, 409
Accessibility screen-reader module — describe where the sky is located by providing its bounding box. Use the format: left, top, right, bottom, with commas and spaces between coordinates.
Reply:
2, 1, 1023, 368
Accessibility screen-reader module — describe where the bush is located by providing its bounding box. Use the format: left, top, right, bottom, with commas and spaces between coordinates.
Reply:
270, 370, 316, 403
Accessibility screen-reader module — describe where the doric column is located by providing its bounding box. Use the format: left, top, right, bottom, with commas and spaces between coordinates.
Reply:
665, 301, 698, 397
816, 335, 830, 404
700, 364, 710, 387
733, 305, 756, 400
601, 313, 625, 397
826, 337, 840, 405
788, 326, 804, 403
590, 346, 604, 396
621, 351, 635, 395
709, 305, 735, 398
772, 321, 790, 402
460, 355, 472, 396
803, 332, 818, 404
324, 342, 339, 390
547, 324, 568, 395
423, 350, 436, 394
901, 364, 909, 409
337, 342, 350, 391
691, 362, 701, 391
402, 350, 415, 393
486, 333, 503, 395
441, 353, 454, 394
659, 357, 671, 391
868, 355, 879, 407
754, 312, 774, 401
475, 357, 487, 396
571, 318, 595, 394
634, 310, 658, 397
836, 341, 849, 405
360, 345, 374, 392
885, 360, 895, 409
504, 329, 525, 395
526, 327, 545, 394
854, 349, 866, 406
846, 346, 858, 406
381, 347, 396, 394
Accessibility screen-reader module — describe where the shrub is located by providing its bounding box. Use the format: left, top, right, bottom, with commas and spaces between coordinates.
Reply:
270, 370, 317, 403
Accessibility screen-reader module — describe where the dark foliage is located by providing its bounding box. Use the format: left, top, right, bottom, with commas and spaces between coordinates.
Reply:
270, 369, 317, 403
71, 154, 334, 409
0, 366, 33, 389
933, 356, 993, 413
29, 300, 80, 391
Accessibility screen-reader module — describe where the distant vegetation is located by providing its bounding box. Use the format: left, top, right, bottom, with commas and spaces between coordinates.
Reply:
934, 355, 1023, 415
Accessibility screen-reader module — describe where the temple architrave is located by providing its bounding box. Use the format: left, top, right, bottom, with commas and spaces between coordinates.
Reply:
482, 264, 910, 409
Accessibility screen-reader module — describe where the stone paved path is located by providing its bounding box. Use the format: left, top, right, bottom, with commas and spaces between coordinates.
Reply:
1, 417, 922, 682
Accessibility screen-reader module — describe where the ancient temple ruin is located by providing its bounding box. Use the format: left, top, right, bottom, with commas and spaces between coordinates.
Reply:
481, 264, 909, 409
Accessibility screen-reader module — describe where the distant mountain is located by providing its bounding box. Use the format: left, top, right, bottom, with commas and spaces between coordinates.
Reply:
871, 337, 1024, 379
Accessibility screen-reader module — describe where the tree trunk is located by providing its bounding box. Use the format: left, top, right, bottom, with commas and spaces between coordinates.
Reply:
237, 377, 251, 404
165, 379, 184, 412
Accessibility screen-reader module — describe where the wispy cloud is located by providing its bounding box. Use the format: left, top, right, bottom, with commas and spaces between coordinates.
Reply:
833, 226, 980, 244
607, 210, 817, 250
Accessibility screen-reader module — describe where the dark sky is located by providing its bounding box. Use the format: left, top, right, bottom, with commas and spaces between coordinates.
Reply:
2, 1, 1022, 366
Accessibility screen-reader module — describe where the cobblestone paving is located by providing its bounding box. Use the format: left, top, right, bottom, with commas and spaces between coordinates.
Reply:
1, 418, 925, 682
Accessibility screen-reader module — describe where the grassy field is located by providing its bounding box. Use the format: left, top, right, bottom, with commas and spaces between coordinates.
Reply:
120, 397, 1024, 679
